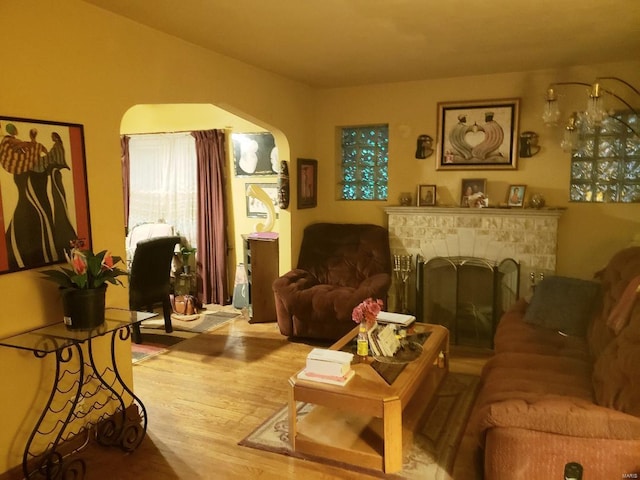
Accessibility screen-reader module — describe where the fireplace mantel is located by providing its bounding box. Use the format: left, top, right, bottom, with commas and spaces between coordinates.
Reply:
384, 206, 565, 218
384, 206, 566, 311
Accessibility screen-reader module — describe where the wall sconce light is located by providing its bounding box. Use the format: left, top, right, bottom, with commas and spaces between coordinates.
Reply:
415, 134, 434, 159
519, 131, 540, 157
542, 77, 639, 148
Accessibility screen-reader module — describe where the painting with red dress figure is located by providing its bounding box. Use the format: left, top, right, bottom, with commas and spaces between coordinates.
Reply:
0, 116, 91, 273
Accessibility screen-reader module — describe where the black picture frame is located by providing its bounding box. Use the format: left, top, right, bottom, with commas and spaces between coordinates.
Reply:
232, 132, 278, 176
297, 158, 317, 209
0, 115, 91, 273
418, 184, 436, 206
437, 98, 520, 170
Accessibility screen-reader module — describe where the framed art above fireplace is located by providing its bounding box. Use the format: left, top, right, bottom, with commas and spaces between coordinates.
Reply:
437, 98, 520, 170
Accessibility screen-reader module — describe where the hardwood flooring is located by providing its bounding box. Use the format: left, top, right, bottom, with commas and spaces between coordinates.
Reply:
46, 314, 492, 479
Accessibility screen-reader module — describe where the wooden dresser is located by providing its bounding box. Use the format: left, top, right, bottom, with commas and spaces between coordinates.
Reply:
243, 234, 279, 323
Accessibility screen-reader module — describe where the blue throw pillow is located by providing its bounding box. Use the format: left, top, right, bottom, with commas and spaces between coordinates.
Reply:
523, 276, 601, 336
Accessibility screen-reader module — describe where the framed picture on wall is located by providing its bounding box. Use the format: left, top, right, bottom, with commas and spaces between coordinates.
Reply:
507, 184, 526, 207
0, 115, 91, 273
245, 183, 280, 218
460, 178, 488, 207
232, 132, 279, 176
437, 98, 520, 170
297, 158, 317, 209
417, 184, 436, 206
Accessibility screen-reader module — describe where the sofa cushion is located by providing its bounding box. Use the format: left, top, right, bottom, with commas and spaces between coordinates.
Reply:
523, 276, 601, 336
495, 303, 590, 360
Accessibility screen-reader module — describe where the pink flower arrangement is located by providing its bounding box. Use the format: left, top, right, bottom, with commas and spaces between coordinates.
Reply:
352, 297, 384, 329
41, 239, 127, 290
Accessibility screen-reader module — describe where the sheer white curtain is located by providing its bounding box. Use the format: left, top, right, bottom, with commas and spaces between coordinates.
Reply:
128, 132, 198, 249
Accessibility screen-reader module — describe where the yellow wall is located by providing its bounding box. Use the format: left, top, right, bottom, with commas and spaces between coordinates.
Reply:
0, 0, 638, 474
0, 1, 311, 473
312, 62, 640, 279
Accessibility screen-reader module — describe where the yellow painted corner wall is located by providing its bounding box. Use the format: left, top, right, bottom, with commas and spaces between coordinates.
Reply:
312, 61, 640, 279
0, 0, 311, 473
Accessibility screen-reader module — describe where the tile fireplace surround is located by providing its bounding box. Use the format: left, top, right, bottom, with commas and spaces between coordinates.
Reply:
384, 206, 565, 313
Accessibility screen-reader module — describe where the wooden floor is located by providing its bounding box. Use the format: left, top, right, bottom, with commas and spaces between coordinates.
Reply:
66, 313, 491, 479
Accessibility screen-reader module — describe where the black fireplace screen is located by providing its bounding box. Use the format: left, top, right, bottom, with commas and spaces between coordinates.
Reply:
416, 256, 519, 348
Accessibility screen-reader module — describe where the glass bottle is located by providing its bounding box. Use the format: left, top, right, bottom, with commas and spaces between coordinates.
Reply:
357, 323, 369, 358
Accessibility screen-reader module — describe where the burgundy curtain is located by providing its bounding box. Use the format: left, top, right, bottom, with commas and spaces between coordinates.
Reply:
120, 135, 131, 233
192, 130, 228, 305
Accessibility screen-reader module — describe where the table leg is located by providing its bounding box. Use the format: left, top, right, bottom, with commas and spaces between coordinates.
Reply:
383, 398, 403, 473
288, 382, 297, 451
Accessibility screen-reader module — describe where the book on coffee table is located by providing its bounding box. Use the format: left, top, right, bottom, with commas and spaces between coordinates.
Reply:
376, 311, 416, 327
297, 369, 355, 386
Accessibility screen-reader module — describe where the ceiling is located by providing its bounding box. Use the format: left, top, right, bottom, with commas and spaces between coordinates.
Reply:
83, 0, 640, 88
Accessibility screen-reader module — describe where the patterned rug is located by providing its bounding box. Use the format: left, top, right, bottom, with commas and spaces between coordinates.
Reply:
131, 308, 242, 363
239, 372, 479, 479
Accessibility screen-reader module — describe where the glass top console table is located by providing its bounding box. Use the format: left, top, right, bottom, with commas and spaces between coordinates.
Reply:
0, 308, 157, 480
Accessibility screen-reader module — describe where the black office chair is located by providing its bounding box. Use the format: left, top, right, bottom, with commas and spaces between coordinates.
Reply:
129, 236, 181, 344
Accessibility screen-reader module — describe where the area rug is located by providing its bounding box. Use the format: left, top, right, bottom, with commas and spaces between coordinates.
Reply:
131, 330, 197, 364
239, 372, 479, 479
140, 309, 241, 333
131, 308, 243, 363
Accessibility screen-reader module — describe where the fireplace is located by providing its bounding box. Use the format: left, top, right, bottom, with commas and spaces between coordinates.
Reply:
384, 206, 565, 331
416, 256, 519, 348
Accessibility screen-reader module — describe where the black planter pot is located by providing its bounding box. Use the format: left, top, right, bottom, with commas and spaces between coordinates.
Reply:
61, 285, 107, 330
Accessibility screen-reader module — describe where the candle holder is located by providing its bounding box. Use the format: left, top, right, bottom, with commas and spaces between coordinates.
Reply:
393, 254, 413, 313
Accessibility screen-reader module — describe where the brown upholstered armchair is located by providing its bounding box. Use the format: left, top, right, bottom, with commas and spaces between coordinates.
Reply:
272, 223, 392, 340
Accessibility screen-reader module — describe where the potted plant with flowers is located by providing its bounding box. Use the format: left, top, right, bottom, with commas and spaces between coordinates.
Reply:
42, 240, 127, 330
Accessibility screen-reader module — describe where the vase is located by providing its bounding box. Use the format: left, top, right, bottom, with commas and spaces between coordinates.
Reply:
61, 285, 107, 330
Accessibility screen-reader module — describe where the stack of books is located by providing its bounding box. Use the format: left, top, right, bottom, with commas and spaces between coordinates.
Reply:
367, 323, 401, 357
297, 348, 355, 386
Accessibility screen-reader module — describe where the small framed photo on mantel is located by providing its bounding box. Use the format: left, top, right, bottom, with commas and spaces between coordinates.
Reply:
507, 185, 526, 207
418, 184, 436, 206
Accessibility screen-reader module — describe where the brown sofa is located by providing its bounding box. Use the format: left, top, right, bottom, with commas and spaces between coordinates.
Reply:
272, 223, 392, 340
468, 246, 640, 479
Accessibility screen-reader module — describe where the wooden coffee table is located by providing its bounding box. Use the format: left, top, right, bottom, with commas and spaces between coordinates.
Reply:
288, 322, 449, 473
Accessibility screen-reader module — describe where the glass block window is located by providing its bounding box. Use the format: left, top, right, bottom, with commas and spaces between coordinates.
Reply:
339, 125, 388, 200
570, 111, 640, 202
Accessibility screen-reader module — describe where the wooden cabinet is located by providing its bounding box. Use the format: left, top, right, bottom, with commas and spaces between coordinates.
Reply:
243, 234, 279, 323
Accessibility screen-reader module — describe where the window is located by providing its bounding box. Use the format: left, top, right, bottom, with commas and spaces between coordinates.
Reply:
339, 125, 388, 200
128, 132, 198, 246
570, 111, 640, 202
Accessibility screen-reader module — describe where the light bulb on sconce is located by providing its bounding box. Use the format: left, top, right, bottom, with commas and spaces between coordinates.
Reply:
584, 82, 608, 128
542, 87, 561, 126
560, 113, 578, 152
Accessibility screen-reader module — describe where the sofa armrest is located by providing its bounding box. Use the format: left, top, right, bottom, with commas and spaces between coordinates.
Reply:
273, 269, 320, 294
476, 396, 640, 441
